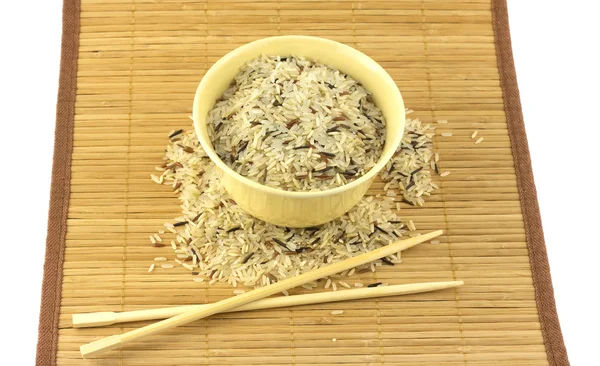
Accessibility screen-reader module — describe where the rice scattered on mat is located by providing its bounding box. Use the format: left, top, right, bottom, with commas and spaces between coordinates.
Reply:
208, 55, 386, 192
154, 55, 441, 288
379, 118, 438, 206
150, 110, 438, 288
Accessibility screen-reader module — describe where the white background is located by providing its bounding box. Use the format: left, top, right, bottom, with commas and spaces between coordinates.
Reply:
1, 1, 598, 364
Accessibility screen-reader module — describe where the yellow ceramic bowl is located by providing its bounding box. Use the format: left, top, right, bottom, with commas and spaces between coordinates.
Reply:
193, 36, 405, 227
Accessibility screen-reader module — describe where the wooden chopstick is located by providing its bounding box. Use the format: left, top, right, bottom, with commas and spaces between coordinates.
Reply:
80, 230, 443, 358
73, 280, 463, 328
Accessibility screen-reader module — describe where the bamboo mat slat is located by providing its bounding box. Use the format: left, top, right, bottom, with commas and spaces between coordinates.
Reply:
35, 0, 570, 365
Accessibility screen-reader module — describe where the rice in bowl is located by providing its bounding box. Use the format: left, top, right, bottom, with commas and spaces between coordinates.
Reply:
208, 55, 386, 192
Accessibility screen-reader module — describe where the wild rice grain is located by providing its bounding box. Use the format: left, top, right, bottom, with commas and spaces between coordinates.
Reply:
169, 129, 184, 138
381, 257, 395, 266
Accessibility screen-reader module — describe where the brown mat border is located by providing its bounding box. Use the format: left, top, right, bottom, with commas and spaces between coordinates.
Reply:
491, 1, 569, 365
35, 0, 79, 365
35, 1, 569, 365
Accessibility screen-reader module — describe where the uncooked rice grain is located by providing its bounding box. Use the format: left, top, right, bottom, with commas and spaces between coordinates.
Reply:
408, 220, 416, 232
331, 310, 344, 315
339, 281, 351, 289
471, 130, 478, 139
475, 137, 484, 144
161, 264, 174, 269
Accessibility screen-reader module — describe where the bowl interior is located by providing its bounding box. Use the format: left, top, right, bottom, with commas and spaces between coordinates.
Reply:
193, 35, 405, 197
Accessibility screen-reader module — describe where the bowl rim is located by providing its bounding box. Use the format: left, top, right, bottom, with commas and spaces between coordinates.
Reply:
193, 35, 405, 199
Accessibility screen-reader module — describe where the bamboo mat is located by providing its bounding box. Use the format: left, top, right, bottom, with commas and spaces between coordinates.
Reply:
36, 0, 570, 365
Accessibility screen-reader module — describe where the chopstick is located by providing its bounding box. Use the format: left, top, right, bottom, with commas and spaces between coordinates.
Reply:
73, 280, 463, 328
80, 230, 442, 358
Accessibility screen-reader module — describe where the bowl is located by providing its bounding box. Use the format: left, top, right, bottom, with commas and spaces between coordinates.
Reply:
193, 35, 405, 227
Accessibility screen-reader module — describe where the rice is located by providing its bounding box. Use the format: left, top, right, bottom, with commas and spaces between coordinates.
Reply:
475, 137, 484, 144
208, 55, 386, 192
331, 310, 344, 315
152, 131, 413, 287
379, 117, 437, 206
151, 104, 440, 288
338, 281, 351, 289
